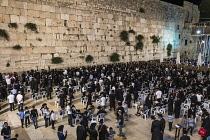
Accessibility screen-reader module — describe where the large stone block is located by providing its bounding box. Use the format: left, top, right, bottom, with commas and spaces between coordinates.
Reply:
34, 4, 42, 11
1, 0, 8, 6
61, 14, 69, 20
42, 54, 52, 59
42, 5, 50, 12
10, 15, 19, 23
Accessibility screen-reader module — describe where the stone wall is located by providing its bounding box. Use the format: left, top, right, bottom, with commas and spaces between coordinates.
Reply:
0, 0, 199, 72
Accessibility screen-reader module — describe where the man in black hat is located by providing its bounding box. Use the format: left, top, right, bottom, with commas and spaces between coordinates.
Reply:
158, 113, 165, 140
180, 130, 190, 140
98, 120, 109, 140
76, 121, 86, 140
87, 123, 98, 140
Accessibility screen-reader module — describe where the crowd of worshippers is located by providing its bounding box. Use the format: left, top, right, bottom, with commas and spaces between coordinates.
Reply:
1, 61, 210, 139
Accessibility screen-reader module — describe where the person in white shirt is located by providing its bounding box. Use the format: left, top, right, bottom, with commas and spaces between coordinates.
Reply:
123, 101, 128, 121
16, 91, 23, 112
155, 89, 162, 102
51, 110, 56, 129
101, 95, 106, 110
66, 103, 74, 127
196, 92, 203, 105
7, 92, 15, 111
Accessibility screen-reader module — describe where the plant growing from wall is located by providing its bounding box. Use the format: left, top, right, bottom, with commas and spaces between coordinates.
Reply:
135, 34, 144, 51
24, 23, 38, 32
139, 8, 145, 13
135, 42, 144, 51
85, 55, 94, 63
167, 43, 173, 57
8, 23, 18, 29
37, 38, 42, 41
0, 29, 10, 41
6, 62, 10, 67
120, 30, 129, 42
110, 53, 120, 62
51, 57, 63, 64
136, 35, 144, 42
12, 45, 22, 50
128, 29, 135, 34
150, 35, 160, 45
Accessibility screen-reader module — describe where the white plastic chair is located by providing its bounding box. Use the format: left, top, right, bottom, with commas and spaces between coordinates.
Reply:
152, 106, 161, 115
74, 114, 83, 124
32, 93, 38, 103
81, 96, 88, 106
55, 100, 59, 108
41, 91, 47, 99
90, 115, 97, 125
96, 98, 101, 104
141, 109, 150, 120
97, 113, 105, 122
27, 86, 31, 92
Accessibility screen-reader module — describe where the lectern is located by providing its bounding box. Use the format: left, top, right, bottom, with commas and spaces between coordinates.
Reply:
175, 124, 182, 140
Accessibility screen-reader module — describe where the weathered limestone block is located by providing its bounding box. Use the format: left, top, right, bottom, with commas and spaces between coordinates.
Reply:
34, 4, 41, 11
1, 0, 8, 6
27, 3, 34, 10
61, 14, 69, 20
42, 54, 52, 59
42, 5, 50, 12
28, 10, 40, 18
10, 15, 19, 23
23, 2, 27, 9
26, 34, 37, 40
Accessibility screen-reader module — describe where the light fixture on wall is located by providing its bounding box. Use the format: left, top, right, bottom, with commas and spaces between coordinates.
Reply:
196, 30, 201, 34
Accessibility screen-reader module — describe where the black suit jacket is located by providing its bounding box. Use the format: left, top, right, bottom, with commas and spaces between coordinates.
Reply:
180, 135, 190, 140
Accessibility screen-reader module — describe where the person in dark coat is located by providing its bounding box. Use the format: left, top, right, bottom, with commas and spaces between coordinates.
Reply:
180, 130, 190, 140
85, 92, 92, 110
57, 125, 67, 140
109, 90, 116, 111
151, 115, 162, 140
202, 112, 210, 140
76, 121, 86, 140
174, 98, 181, 118
158, 114, 165, 140
98, 120, 109, 140
68, 86, 74, 105
145, 94, 153, 110
59, 91, 65, 108
87, 123, 98, 140
126, 92, 132, 108
168, 94, 174, 114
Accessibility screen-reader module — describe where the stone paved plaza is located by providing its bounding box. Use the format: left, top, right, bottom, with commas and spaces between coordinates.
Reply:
0, 91, 202, 140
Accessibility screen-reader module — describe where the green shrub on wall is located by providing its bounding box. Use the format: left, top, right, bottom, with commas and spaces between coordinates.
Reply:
167, 43, 173, 56
8, 23, 18, 29
6, 62, 10, 67
139, 8, 145, 13
135, 34, 144, 51
51, 57, 63, 64
135, 42, 143, 51
85, 55, 94, 63
120, 30, 129, 42
12, 45, 22, 50
25, 23, 38, 32
128, 29, 135, 34
136, 35, 144, 42
150, 35, 160, 44
0, 29, 10, 41
110, 53, 120, 62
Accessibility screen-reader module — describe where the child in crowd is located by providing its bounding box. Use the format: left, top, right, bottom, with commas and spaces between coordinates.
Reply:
168, 113, 175, 131
51, 110, 56, 129
109, 127, 116, 140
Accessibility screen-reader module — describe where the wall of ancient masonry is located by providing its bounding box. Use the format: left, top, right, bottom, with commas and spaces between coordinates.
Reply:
0, 0, 199, 72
